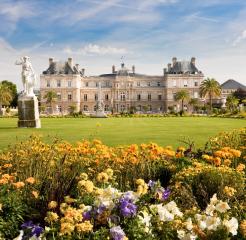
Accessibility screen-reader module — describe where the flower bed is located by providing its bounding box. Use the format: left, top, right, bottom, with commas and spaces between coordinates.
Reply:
0, 128, 245, 239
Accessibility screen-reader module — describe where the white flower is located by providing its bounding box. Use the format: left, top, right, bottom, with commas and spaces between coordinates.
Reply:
210, 194, 218, 205
165, 201, 183, 217
215, 201, 230, 213
223, 217, 238, 236
185, 218, 193, 231
177, 230, 197, 240
206, 216, 221, 231
195, 214, 207, 230
177, 230, 186, 239
205, 203, 216, 216
13, 231, 24, 240
138, 210, 152, 232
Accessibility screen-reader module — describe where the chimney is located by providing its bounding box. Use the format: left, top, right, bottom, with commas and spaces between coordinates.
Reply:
81, 68, 85, 76
75, 63, 79, 71
191, 57, 196, 65
68, 57, 73, 67
168, 63, 172, 71
163, 68, 167, 75
172, 57, 177, 66
49, 58, 54, 66
132, 65, 135, 74
112, 65, 115, 73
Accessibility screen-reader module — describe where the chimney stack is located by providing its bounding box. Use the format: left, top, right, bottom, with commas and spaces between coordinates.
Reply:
172, 57, 177, 66
191, 57, 196, 65
163, 68, 167, 75
49, 58, 54, 65
68, 57, 73, 67
112, 65, 115, 73
132, 65, 135, 74
75, 63, 79, 71
81, 68, 85, 76
168, 63, 172, 72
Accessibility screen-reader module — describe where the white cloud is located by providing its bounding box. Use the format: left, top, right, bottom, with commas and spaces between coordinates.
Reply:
232, 30, 246, 46
64, 44, 128, 56
184, 12, 219, 23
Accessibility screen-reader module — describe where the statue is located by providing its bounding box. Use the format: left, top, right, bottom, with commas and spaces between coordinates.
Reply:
94, 82, 107, 118
15, 56, 41, 128
15, 56, 36, 96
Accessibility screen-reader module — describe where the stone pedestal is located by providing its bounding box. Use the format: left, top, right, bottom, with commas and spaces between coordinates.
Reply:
18, 95, 41, 128
94, 110, 107, 118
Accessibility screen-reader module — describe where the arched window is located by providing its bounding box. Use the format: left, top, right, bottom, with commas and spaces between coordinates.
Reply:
120, 105, 125, 112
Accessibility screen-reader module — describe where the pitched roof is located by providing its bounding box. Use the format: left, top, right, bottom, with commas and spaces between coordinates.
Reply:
221, 79, 246, 89
168, 61, 201, 74
43, 61, 82, 75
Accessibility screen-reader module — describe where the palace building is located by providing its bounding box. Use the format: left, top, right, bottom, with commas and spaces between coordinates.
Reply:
40, 57, 204, 114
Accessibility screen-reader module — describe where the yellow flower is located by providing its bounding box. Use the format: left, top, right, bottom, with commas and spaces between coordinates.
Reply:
229, 149, 241, 158
236, 163, 245, 172
223, 186, 237, 197
213, 157, 221, 166
223, 159, 231, 166
202, 154, 210, 160
60, 222, 75, 235
45, 211, 59, 223
13, 181, 25, 189
97, 172, 109, 183
32, 191, 39, 199
177, 146, 185, 152
64, 196, 76, 204
240, 220, 246, 237
105, 168, 114, 178
136, 179, 145, 186
48, 201, 58, 209
137, 183, 148, 195
79, 173, 88, 180
0, 203, 2, 211
25, 177, 35, 184
76, 221, 93, 233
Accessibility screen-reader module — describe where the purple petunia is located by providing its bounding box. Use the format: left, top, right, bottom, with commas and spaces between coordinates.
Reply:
119, 198, 137, 218
148, 180, 156, 189
110, 226, 126, 240
83, 210, 91, 221
21, 221, 44, 237
162, 188, 171, 200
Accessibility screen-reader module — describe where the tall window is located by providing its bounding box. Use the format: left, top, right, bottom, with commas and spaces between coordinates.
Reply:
148, 93, 151, 101
194, 81, 198, 87
47, 80, 50, 87
105, 81, 109, 87
58, 106, 62, 112
137, 94, 141, 101
148, 105, 152, 111
83, 105, 88, 111
184, 80, 188, 87
158, 94, 162, 100
94, 105, 97, 111
68, 93, 72, 101
84, 94, 87, 101
57, 93, 61, 101
120, 105, 125, 112
105, 94, 109, 101
68, 80, 72, 87
85, 82, 89, 87
104, 105, 109, 111
120, 92, 126, 101
148, 82, 151, 87
173, 80, 176, 87
157, 82, 161, 87
57, 80, 61, 87
95, 94, 98, 101
137, 82, 140, 87
96, 82, 98, 87
173, 93, 176, 100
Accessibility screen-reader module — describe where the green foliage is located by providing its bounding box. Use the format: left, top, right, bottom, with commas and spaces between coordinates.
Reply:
1, 80, 18, 107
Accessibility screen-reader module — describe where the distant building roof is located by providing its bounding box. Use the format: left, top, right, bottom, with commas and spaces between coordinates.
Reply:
166, 57, 202, 74
221, 79, 246, 90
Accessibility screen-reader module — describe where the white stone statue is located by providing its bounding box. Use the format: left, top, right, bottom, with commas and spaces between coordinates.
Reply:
15, 56, 36, 97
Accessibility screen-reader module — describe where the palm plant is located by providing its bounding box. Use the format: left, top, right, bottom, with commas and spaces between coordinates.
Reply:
226, 95, 239, 112
199, 78, 221, 112
0, 82, 13, 115
189, 98, 199, 112
175, 90, 190, 113
43, 91, 57, 114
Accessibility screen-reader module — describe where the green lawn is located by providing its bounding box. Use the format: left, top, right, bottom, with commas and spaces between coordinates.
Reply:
0, 117, 245, 150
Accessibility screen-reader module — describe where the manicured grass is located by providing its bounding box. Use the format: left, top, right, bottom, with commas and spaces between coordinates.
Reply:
0, 117, 245, 150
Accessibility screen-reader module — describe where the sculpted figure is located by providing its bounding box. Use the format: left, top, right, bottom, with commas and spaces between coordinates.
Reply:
15, 56, 36, 96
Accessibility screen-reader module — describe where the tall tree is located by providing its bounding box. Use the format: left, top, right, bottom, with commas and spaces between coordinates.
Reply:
1, 80, 18, 107
43, 91, 57, 114
226, 95, 239, 112
175, 90, 190, 113
0, 82, 13, 115
233, 88, 246, 104
199, 78, 221, 112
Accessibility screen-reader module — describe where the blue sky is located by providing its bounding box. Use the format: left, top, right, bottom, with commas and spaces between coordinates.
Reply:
0, 0, 246, 89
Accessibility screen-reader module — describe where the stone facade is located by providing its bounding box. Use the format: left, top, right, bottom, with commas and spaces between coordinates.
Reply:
40, 57, 204, 114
